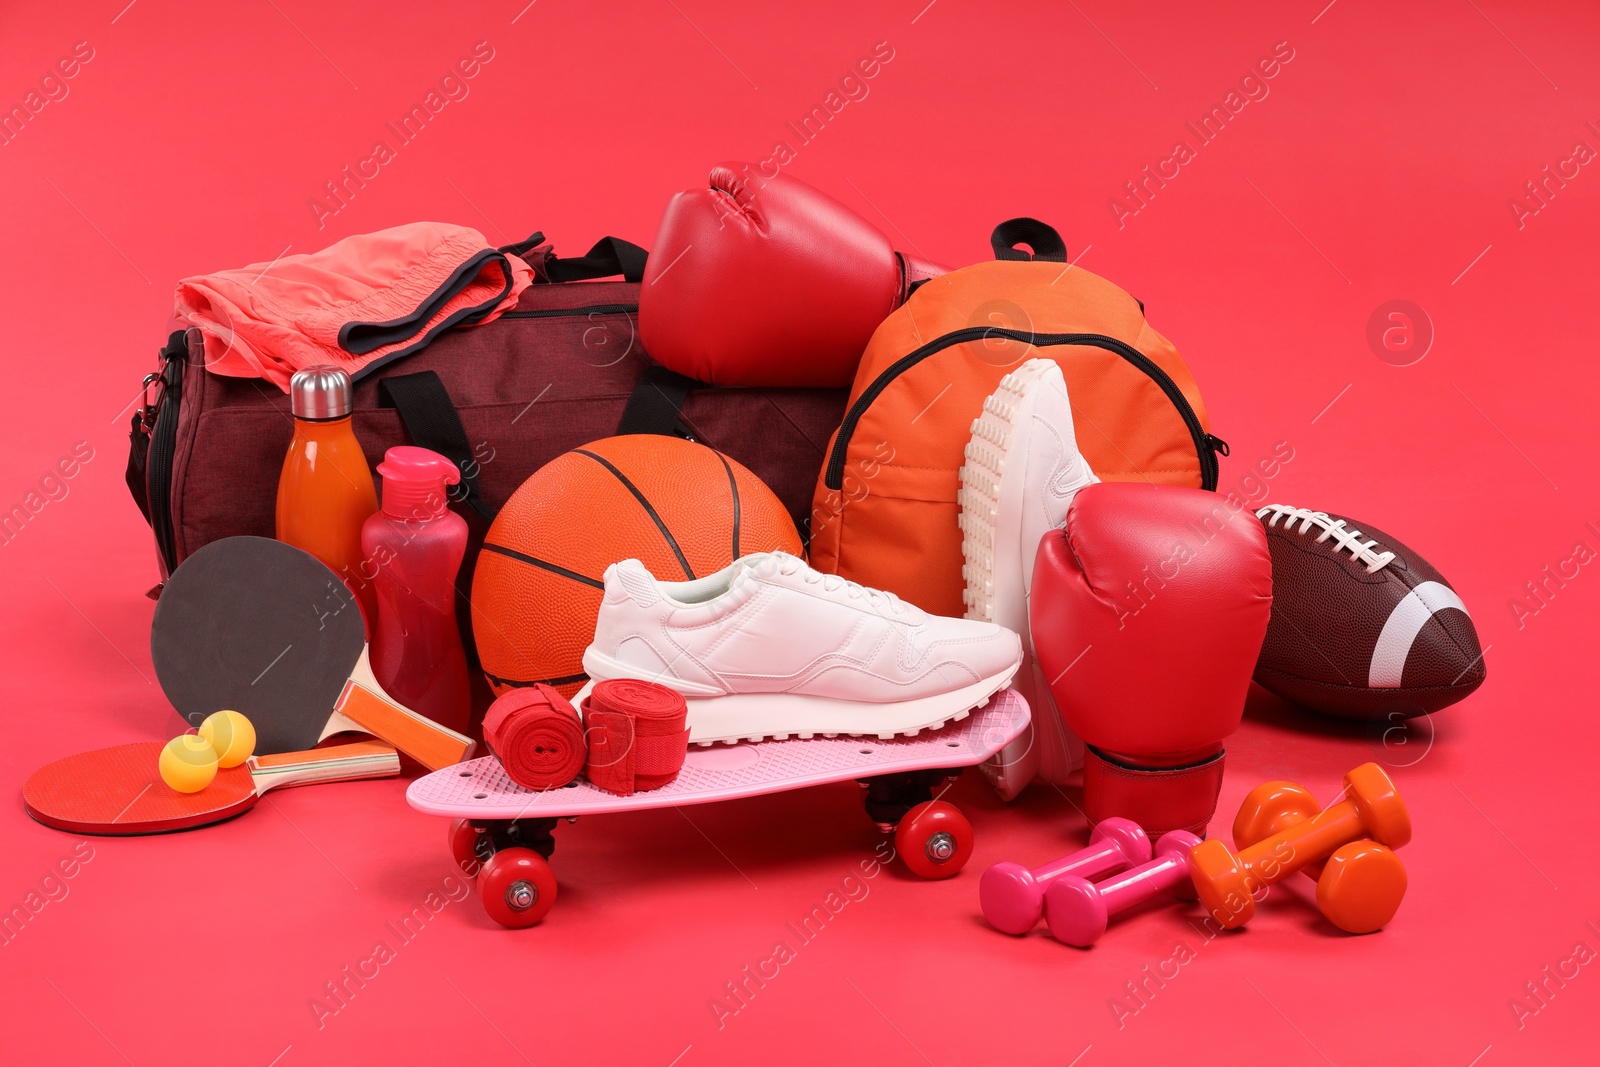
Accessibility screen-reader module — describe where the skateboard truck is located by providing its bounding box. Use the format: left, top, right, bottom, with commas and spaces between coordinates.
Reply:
859, 769, 963, 831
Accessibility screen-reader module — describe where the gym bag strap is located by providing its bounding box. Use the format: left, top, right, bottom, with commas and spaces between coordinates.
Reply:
126, 329, 191, 577
378, 371, 497, 521
500, 232, 649, 284
546, 236, 648, 283
617, 365, 703, 440
990, 218, 1068, 262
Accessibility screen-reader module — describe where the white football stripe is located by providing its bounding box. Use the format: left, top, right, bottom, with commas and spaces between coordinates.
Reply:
1369, 581, 1469, 688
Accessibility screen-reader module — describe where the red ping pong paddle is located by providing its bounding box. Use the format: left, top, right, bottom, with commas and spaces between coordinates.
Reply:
22, 740, 401, 835
150, 536, 475, 770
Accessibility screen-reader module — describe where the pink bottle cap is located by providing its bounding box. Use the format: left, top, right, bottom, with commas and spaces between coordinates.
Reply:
376, 446, 461, 520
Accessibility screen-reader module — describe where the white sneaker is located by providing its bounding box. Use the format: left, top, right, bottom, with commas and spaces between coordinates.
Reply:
578, 552, 1022, 744
959, 359, 1097, 798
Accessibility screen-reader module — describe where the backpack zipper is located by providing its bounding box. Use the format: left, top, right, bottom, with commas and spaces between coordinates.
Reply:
823, 328, 1220, 491
501, 302, 639, 319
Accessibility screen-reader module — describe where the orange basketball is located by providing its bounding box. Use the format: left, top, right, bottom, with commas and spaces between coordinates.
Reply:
471, 435, 803, 698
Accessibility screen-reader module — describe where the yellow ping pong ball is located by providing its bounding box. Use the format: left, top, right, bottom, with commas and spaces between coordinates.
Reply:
159, 735, 219, 793
199, 710, 256, 768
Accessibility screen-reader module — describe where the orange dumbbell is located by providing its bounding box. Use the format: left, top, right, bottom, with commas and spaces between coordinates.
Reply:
1188, 763, 1410, 930
1232, 780, 1408, 934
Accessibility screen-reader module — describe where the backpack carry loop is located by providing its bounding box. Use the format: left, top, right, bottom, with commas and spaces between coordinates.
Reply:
990, 218, 1068, 263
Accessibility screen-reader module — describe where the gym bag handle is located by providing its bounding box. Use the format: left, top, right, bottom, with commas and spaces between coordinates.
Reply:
617, 365, 701, 440
500, 232, 649, 284
376, 363, 703, 524
990, 218, 1068, 263
378, 371, 497, 521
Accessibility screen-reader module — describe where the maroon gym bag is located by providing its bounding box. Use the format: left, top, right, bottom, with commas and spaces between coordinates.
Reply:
125, 232, 847, 724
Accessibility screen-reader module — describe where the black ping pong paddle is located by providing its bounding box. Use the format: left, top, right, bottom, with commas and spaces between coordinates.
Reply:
151, 536, 475, 770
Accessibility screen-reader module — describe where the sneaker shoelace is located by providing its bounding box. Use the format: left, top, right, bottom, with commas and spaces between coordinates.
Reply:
1257, 504, 1396, 574
769, 555, 908, 615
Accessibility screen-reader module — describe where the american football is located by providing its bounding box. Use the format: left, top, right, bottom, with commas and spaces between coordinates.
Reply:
1252, 504, 1486, 720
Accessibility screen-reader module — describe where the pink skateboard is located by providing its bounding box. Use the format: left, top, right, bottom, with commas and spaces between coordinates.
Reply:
408, 689, 1030, 927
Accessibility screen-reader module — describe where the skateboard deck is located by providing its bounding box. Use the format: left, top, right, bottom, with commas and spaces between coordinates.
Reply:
408, 688, 1030, 820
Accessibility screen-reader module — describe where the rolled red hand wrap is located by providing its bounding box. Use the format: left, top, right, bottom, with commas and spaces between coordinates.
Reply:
482, 684, 585, 791
582, 679, 690, 797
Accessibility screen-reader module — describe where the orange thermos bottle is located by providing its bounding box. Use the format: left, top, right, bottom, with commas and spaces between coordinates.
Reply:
276, 366, 380, 627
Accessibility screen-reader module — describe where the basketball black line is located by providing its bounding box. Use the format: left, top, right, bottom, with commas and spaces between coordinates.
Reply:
715, 451, 742, 558
484, 670, 590, 689
574, 448, 695, 579
480, 542, 605, 589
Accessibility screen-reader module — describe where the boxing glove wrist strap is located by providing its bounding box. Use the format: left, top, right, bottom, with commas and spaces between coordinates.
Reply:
1082, 746, 1226, 838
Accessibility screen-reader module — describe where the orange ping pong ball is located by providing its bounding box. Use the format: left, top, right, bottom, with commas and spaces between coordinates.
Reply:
159, 735, 220, 793
199, 710, 256, 768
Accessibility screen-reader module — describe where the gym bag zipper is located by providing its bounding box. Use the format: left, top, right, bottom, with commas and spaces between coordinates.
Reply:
823, 328, 1223, 492
501, 302, 638, 319
141, 307, 640, 573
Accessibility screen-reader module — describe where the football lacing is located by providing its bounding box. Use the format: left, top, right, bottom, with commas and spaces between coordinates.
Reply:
1256, 504, 1396, 574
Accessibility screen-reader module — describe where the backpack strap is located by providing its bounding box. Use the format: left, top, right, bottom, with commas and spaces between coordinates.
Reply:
378, 371, 497, 521
991, 218, 1068, 263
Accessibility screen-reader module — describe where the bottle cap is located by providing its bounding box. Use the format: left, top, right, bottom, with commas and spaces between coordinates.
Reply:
289, 365, 354, 420
376, 446, 461, 520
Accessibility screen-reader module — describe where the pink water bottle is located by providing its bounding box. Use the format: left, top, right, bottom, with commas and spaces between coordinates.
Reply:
362, 447, 470, 735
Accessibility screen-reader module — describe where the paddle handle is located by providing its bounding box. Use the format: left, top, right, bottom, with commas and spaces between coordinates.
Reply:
325, 648, 477, 771
250, 740, 402, 793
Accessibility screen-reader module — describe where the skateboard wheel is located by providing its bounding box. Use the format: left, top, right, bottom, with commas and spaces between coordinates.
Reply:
896, 801, 973, 880
479, 848, 557, 928
449, 818, 490, 878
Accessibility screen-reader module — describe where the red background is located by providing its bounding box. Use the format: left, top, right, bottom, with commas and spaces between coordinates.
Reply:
2, 1, 1596, 1063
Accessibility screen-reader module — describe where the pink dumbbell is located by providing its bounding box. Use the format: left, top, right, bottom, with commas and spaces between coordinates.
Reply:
979, 817, 1150, 935
1044, 830, 1202, 947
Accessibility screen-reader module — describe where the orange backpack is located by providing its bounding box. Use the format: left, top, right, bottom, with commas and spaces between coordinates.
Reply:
808, 218, 1225, 618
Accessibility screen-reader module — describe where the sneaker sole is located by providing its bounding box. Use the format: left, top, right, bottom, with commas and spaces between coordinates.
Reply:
574, 668, 1019, 746
959, 360, 1083, 791
958, 360, 1051, 629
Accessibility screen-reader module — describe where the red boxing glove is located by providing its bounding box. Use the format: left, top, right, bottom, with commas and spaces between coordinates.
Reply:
1030, 483, 1273, 837
638, 162, 944, 388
